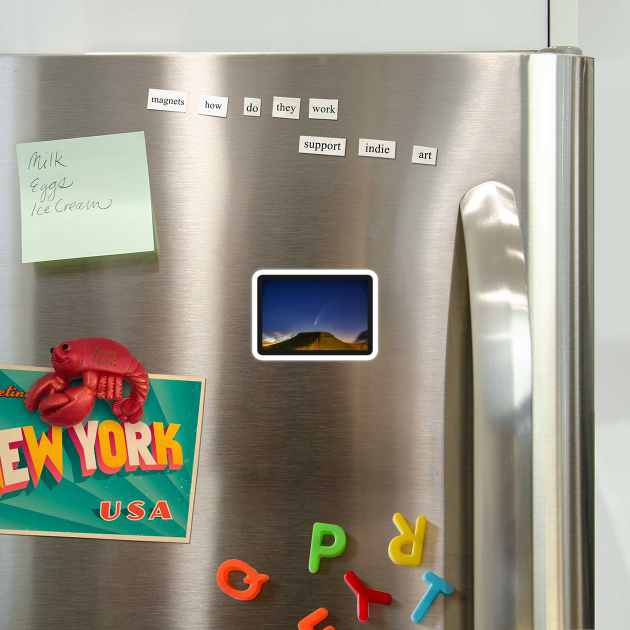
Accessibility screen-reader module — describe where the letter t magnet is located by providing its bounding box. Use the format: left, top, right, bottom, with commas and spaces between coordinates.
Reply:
388, 512, 427, 566
411, 572, 454, 624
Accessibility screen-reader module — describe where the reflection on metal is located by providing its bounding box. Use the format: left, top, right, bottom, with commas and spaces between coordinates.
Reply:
460, 182, 533, 630
527, 52, 595, 630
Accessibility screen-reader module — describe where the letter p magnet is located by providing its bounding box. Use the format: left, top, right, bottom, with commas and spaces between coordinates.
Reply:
309, 523, 347, 573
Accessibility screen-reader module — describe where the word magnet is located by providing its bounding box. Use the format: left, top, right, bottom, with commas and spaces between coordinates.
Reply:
358, 138, 396, 159
344, 571, 392, 622
309, 522, 346, 573
244, 97, 261, 116
198, 95, 228, 118
388, 512, 427, 566
216, 559, 269, 601
308, 98, 338, 120
411, 145, 438, 165
147, 88, 187, 112
272, 96, 300, 119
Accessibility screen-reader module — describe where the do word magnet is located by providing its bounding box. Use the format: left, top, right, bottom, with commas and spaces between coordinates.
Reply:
244, 97, 262, 116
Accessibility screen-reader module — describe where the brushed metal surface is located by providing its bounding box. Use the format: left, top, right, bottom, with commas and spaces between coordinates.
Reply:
0, 52, 593, 629
460, 182, 533, 630
527, 52, 595, 629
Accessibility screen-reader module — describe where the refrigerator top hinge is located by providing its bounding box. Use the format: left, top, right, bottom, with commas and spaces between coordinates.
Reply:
536, 45, 583, 55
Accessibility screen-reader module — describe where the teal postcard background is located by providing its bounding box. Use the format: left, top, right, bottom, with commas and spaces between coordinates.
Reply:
0, 367, 204, 542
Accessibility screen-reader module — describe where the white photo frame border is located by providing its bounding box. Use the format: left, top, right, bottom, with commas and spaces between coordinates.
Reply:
252, 269, 378, 361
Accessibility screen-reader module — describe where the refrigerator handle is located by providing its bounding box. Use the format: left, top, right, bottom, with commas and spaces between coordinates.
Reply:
459, 182, 533, 629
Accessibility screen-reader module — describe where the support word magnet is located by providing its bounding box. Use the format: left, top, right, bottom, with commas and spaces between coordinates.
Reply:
298, 608, 335, 630
272, 96, 301, 119
410, 572, 454, 624
199, 95, 229, 118
216, 559, 269, 601
344, 571, 392, 622
309, 522, 346, 573
244, 97, 261, 116
299, 136, 346, 157
388, 512, 427, 567
412, 145, 438, 165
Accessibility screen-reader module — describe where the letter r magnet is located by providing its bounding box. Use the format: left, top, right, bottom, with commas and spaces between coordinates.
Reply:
388, 512, 427, 566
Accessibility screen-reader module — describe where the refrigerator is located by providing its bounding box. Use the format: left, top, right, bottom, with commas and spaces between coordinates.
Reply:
0, 50, 593, 629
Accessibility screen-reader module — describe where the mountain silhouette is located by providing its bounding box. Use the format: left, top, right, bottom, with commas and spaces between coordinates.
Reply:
263, 331, 363, 351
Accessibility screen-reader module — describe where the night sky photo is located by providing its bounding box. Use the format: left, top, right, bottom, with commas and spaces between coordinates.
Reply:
261, 277, 369, 346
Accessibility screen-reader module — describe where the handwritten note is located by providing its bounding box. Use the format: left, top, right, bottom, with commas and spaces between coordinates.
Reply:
16, 132, 154, 263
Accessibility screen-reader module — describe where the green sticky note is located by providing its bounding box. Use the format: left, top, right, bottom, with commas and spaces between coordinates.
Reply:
16, 132, 155, 263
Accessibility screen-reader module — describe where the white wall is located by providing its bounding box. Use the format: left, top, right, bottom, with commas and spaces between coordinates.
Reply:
0, 0, 547, 53
576, 2, 629, 627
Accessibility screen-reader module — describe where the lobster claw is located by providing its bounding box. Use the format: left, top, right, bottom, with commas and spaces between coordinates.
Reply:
112, 398, 144, 424
25, 373, 67, 413
37, 386, 96, 428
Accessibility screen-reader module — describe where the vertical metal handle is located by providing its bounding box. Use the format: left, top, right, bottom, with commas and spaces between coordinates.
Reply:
460, 181, 533, 629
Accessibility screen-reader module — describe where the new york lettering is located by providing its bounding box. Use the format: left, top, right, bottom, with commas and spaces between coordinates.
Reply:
0, 420, 184, 496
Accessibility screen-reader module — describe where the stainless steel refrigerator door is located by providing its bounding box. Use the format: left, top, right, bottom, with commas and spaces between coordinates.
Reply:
0, 52, 593, 629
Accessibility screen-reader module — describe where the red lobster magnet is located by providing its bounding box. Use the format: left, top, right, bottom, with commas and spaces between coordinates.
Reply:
26, 338, 149, 428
